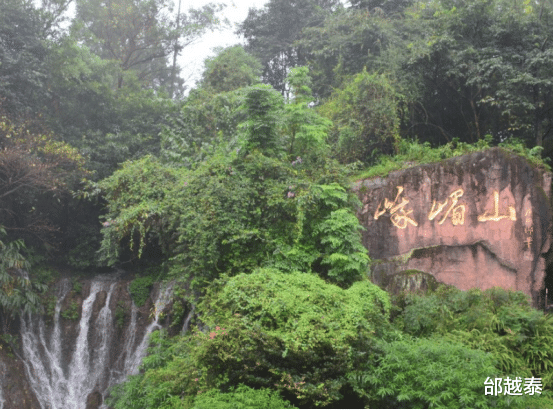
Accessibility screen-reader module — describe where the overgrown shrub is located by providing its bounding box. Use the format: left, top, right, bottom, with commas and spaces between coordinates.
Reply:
193, 384, 297, 409
129, 275, 155, 307
395, 286, 553, 390
106, 269, 391, 408
353, 136, 550, 180
61, 300, 80, 321
348, 336, 524, 409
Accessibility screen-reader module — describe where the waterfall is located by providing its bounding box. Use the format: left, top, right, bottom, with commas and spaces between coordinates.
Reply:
107, 281, 173, 386
0, 362, 5, 409
20, 276, 174, 409
181, 305, 195, 335
20, 279, 72, 408
119, 281, 174, 378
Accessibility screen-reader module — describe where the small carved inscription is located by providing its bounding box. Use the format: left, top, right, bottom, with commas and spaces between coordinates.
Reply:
523, 208, 533, 255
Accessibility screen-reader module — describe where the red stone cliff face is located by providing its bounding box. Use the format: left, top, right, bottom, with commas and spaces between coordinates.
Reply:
354, 148, 553, 308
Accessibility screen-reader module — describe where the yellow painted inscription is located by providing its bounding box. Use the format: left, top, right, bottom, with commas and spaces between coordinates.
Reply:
428, 189, 466, 225
374, 186, 418, 229
373, 187, 521, 230
478, 191, 516, 222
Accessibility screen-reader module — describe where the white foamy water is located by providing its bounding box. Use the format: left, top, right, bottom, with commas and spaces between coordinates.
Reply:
20, 276, 174, 408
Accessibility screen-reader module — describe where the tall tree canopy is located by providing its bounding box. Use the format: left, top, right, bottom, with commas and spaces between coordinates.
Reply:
74, 0, 224, 96
237, 0, 341, 96
0, 0, 49, 117
296, 0, 552, 153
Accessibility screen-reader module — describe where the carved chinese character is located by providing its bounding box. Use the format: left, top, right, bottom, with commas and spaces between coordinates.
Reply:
478, 191, 516, 222
428, 188, 466, 225
524, 237, 533, 249
374, 186, 418, 229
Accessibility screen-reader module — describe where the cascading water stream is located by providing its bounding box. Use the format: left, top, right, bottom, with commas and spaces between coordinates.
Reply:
20, 278, 72, 408
119, 281, 174, 378
0, 362, 5, 409
20, 276, 174, 409
181, 306, 195, 335
107, 281, 173, 387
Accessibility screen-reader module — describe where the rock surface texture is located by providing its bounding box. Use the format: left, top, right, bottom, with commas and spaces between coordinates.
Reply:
354, 148, 553, 308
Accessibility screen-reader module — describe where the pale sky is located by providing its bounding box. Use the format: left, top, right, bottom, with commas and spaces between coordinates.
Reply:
38, 0, 268, 91
39, 0, 349, 92
178, 0, 267, 90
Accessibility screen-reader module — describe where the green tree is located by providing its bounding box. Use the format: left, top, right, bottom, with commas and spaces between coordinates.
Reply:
37, 0, 74, 39
283, 66, 331, 158
320, 69, 401, 163
238, 0, 340, 96
0, 0, 49, 117
239, 85, 285, 156
297, 0, 552, 156
199, 45, 262, 94
385, 0, 552, 150
0, 227, 46, 335
73, 0, 224, 95
44, 33, 178, 180
0, 109, 86, 247
295, 5, 401, 99
349, 0, 415, 14
160, 87, 245, 167
160, 46, 261, 166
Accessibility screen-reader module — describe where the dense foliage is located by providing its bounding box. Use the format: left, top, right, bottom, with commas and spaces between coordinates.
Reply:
97, 81, 368, 289
0, 0, 551, 409
107, 269, 391, 408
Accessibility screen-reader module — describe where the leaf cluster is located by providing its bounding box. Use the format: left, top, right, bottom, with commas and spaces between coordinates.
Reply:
193, 384, 297, 409
349, 336, 520, 409
0, 228, 46, 324
129, 275, 156, 307
394, 286, 553, 390
107, 269, 391, 408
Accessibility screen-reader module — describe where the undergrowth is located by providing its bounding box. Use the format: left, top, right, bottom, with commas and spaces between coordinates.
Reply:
351, 136, 551, 181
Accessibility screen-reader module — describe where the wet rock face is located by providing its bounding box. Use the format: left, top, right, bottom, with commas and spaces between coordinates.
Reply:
354, 149, 553, 308
86, 390, 102, 408
0, 351, 41, 408
0, 276, 176, 409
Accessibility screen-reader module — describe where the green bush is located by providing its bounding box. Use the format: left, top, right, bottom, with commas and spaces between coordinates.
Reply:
129, 275, 155, 307
396, 286, 553, 391
115, 300, 126, 329
72, 277, 82, 294
352, 136, 550, 181
187, 269, 390, 407
348, 336, 524, 409
32, 266, 58, 287
320, 69, 401, 163
43, 295, 57, 321
193, 384, 297, 409
106, 270, 391, 408
61, 300, 80, 321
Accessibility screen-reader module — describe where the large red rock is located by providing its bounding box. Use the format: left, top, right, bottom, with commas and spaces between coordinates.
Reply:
354, 148, 552, 308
